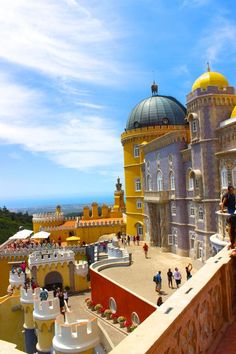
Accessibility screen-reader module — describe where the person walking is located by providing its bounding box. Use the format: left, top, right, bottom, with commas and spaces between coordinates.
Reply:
155, 271, 162, 294
127, 235, 130, 246
173, 267, 182, 288
167, 268, 173, 288
143, 243, 149, 258
221, 185, 236, 214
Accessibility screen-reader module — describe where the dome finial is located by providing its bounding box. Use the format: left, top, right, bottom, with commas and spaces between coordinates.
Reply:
207, 62, 211, 72
151, 81, 158, 96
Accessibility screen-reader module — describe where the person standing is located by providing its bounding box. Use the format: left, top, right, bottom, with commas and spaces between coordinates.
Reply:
143, 243, 149, 258
167, 268, 173, 288
155, 271, 162, 294
221, 185, 236, 214
136, 235, 140, 246
185, 263, 193, 280
127, 235, 130, 246
173, 267, 182, 288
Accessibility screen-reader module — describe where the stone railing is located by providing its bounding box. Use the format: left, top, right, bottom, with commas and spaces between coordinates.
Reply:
53, 314, 99, 353
28, 249, 75, 269
144, 191, 170, 203
110, 247, 236, 353
33, 297, 60, 321
9, 271, 25, 287
107, 245, 124, 258
210, 210, 231, 254
75, 260, 89, 277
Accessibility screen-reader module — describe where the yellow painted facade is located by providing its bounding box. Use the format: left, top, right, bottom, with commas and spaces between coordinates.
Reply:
35, 318, 55, 353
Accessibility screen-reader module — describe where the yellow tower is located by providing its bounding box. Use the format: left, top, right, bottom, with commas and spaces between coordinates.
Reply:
121, 82, 188, 237
33, 294, 60, 353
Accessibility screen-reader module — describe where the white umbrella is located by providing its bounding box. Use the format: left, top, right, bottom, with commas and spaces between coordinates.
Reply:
9, 229, 33, 240
31, 231, 50, 239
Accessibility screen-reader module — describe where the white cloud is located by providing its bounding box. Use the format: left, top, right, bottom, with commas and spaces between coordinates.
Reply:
0, 0, 123, 85
0, 74, 122, 170
197, 16, 236, 64
172, 65, 189, 77
181, 0, 211, 7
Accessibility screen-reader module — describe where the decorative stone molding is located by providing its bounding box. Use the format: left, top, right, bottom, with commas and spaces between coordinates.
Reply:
144, 191, 169, 204
53, 314, 99, 353
28, 249, 75, 269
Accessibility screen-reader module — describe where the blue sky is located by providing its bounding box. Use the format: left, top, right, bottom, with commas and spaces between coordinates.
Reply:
1, 0, 236, 207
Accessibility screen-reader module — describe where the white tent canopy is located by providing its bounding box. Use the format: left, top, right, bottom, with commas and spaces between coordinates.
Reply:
31, 231, 50, 239
9, 229, 33, 240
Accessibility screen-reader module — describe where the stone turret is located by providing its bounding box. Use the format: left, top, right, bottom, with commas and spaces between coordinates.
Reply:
53, 312, 99, 354
9, 271, 25, 295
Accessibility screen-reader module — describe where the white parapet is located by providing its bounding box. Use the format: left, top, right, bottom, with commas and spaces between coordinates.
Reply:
20, 287, 41, 304
9, 271, 25, 288
107, 245, 123, 258
53, 313, 100, 353
75, 260, 88, 277
28, 249, 75, 269
33, 297, 60, 321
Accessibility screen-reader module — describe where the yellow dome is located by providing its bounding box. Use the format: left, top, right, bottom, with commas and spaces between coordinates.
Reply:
231, 106, 236, 118
192, 71, 229, 91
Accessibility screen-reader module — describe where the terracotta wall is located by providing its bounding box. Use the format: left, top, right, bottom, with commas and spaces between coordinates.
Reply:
90, 270, 156, 323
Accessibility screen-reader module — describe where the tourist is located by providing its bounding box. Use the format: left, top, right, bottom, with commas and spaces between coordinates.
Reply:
58, 290, 65, 313
136, 235, 140, 246
221, 185, 236, 214
167, 268, 173, 288
173, 267, 182, 288
63, 289, 69, 305
143, 243, 148, 258
133, 236, 136, 245
185, 263, 193, 280
157, 296, 163, 306
20, 261, 26, 273
127, 235, 130, 246
155, 271, 162, 294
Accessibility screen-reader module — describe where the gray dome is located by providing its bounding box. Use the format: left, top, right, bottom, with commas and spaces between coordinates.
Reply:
126, 95, 186, 130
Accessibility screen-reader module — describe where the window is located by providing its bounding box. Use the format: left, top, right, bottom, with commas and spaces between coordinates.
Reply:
172, 228, 178, 246
198, 206, 204, 221
198, 242, 203, 259
131, 312, 140, 325
147, 174, 152, 191
232, 168, 236, 188
190, 232, 195, 249
135, 178, 141, 191
189, 203, 195, 217
221, 167, 228, 189
195, 178, 199, 189
171, 202, 176, 216
136, 199, 142, 209
189, 176, 194, 191
133, 145, 140, 158
157, 170, 163, 191
109, 297, 117, 314
192, 120, 197, 132
168, 234, 173, 245
136, 223, 143, 236
169, 171, 175, 191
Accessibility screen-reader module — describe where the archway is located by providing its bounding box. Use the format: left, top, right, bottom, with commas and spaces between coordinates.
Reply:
44, 271, 63, 291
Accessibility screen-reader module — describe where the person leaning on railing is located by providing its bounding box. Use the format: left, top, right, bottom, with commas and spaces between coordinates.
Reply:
221, 185, 236, 214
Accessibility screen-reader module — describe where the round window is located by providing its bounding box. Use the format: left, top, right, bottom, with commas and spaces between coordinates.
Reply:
109, 297, 117, 314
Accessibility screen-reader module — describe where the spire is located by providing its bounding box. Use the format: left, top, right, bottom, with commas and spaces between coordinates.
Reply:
116, 177, 122, 191
207, 62, 211, 72
151, 81, 158, 96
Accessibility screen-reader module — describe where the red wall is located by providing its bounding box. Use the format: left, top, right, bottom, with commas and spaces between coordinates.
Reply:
90, 269, 156, 323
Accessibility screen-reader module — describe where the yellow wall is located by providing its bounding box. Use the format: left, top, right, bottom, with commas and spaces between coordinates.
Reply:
33, 219, 64, 233
0, 256, 27, 297
74, 274, 89, 292
0, 294, 24, 351
36, 263, 70, 289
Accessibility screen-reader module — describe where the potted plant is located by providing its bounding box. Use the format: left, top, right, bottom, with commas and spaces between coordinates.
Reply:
111, 313, 119, 324
124, 320, 133, 332
130, 324, 137, 332
118, 316, 126, 328
104, 309, 112, 319
100, 307, 106, 317
94, 304, 103, 313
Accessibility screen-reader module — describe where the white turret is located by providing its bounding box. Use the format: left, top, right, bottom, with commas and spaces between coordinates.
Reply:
33, 297, 60, 321
53, 312, 99, 353
9, 271, 25, 289
28, 249, 75, 269
75, 260, 89, 277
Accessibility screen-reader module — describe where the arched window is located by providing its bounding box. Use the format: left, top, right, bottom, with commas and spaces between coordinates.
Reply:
157, 170, 163, 191
221, 167, 228, 189
147, 174, 152, 191
171, 202, 176, 216
189, 203, 195, 217
198, 206, 204, 221
189, 175, 194, 190
135, 178, 141, 191
136, 223, 143, 236
232, 168, 236, 188
169, 171, 175, 191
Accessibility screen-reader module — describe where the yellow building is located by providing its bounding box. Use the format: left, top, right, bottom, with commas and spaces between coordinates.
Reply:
32, 178, 126, 244
121, 82, 188, 237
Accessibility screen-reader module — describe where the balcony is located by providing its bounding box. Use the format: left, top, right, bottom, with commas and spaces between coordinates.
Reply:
210, 211, 230, 254
144, 190, 170, 204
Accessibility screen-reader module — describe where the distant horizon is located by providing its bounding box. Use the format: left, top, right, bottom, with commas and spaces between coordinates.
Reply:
0, 194, 114, 210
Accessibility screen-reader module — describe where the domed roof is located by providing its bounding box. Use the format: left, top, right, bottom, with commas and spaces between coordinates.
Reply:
231, 106, 236, 118
192, 69, 229, 92
126, 95, 186, 131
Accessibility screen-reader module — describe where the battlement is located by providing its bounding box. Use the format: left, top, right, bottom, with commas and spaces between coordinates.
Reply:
9, 271, 25, 287
78, 218, 124, 228
33, 297, 60, 320
20, 287, 41, 304
28, 249, 75, 269
33, 212, 65, 223
53, 314, 99, 353
186, 85, 235, 103
75, 260, 88, 277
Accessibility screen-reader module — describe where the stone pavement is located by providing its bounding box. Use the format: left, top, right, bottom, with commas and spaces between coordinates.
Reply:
68, 245, 203, 348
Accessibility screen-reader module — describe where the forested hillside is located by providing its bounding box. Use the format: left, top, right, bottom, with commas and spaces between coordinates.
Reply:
0, 206, 32, 244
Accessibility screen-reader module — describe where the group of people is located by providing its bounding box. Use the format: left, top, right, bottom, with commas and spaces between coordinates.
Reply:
117, 233, 140, 246
11, 261, 27, 275
154, 264, 193, 298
